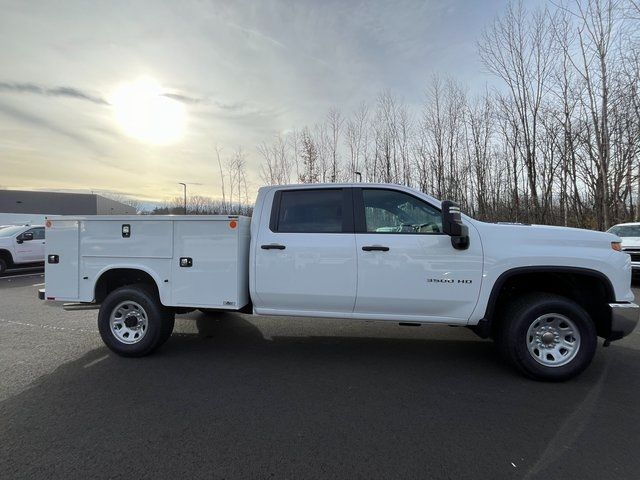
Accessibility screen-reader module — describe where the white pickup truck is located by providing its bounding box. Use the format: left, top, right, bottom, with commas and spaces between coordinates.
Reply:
41, 183, 638, 380
0, 224, 46, 273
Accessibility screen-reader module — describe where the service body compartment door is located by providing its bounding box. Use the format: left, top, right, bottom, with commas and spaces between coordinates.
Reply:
171, 220, 247, 308
44, 220, 80, 301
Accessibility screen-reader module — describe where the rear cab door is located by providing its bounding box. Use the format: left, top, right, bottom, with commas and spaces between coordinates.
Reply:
252, 187, 357, 317
31, 227, 45, 261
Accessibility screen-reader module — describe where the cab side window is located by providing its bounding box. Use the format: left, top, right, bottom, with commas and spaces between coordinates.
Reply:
23, 228, 45, 240
361, 189, 442, 234
274, 189, 346, 233
31, 228, 45, 240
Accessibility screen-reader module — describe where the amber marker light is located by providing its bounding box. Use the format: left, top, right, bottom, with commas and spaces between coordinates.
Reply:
611, 241, 622, 251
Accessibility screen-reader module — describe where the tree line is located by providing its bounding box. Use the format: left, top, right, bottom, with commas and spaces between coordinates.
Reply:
256, 0, 640, 230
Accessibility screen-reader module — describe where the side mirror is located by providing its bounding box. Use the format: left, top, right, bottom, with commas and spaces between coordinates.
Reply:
441, 200, 469, 250
20, 232, 34, 242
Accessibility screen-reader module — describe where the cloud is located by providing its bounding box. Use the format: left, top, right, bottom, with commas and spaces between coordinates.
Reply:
162, 92, 205, 105
163, 90, 278, 119
0, 82, 107, 105
0, 101, 103, 153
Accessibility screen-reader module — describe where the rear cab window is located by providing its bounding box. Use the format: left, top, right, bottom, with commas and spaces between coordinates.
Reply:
270, 188, 353, 233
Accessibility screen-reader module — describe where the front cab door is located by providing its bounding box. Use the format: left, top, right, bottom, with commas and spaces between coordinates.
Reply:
14, 228, 43, 263
254, 187, 357, 316
353, 187, 483, 323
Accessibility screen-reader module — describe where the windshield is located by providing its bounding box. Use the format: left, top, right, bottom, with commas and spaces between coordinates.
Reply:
607, 225, 640, 237
0, 226, 25, 238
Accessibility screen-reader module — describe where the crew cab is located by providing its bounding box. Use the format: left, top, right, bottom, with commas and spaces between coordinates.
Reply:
41, 184, 639, 381
0, 224, 46, 273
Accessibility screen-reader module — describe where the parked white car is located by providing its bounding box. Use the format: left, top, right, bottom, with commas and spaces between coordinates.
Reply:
607, 223, 640, 276
0, 224, 46, 273
42, 183, 638, 381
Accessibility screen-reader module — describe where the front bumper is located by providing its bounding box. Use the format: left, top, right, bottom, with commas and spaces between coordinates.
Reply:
608, 302, 639, 341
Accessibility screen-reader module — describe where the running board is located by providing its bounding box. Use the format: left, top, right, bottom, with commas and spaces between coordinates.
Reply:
63, 303, 100, 311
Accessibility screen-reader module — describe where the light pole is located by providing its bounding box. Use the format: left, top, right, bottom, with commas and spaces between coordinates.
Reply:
178, 182, 187, 214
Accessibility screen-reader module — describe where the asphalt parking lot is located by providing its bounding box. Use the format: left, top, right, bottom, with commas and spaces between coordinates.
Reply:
1, 269, 639, 479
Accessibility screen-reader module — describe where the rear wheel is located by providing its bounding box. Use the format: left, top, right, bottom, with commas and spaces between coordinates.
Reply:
496, 293, 597, 381
98, 284, 174, 357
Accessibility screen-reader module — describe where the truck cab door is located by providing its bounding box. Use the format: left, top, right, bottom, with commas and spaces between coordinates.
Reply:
31, 227, 46, 262
353, 187, 483, 323
14, 229, 37, 263
253, 188, 357, 316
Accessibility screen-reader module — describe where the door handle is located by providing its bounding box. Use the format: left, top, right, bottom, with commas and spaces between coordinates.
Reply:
362, 245, 389, 252
261, 244, 286, 250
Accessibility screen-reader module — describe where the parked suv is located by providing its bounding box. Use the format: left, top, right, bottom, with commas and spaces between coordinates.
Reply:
0, 224, 46, 273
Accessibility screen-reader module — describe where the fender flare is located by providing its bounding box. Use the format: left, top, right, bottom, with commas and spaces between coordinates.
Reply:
0, 249, 14, 264
92, 264, 167, 304
473, 266, 615, 337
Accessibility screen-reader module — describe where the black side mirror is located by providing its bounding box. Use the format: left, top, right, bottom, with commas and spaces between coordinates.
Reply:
19, 232, 34, 243
441, 200, 469, 250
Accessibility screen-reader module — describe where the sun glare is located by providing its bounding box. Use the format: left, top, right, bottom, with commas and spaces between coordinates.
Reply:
110, 77, 186, 145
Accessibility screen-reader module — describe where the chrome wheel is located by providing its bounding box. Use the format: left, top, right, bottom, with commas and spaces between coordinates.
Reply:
526, 313, 581, 367
109, 301, 148, 345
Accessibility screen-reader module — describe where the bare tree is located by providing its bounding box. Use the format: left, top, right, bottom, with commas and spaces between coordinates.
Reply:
298, 127, 319, 183
479, 1, 557, 221
258, 134, 292, 185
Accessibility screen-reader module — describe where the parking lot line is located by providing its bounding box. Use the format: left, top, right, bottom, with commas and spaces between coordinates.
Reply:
83, 355, 109, 368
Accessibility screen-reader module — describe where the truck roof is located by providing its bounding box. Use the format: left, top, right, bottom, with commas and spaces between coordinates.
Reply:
258, 182, 441, 205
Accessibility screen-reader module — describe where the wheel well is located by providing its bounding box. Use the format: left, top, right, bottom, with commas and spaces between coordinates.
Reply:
481, 268, 614, 339
94, 268, 159, 303
0, 249, 13, 265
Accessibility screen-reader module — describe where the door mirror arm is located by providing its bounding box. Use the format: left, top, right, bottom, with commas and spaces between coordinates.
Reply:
441, 200, 469, 250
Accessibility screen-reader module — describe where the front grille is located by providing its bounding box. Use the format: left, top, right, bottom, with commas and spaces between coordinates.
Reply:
623, 249, 640, 262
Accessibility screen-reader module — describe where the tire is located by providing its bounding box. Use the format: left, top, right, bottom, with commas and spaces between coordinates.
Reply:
496, 293, 597, 381
0, 258, 6, 274
98, 284, 174, 357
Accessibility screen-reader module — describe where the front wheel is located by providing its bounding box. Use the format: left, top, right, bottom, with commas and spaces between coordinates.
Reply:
496, 293, 597, 381
98, 284, 174, 357
0, 258, 6, 274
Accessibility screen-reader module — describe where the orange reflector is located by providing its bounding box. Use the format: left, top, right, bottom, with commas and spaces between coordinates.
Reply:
229, 220, 237, 229
611, 242, 622, 251
45, 220, 52, 228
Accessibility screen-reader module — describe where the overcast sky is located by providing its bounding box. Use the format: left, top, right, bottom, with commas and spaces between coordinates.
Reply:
0, 0, 526, 202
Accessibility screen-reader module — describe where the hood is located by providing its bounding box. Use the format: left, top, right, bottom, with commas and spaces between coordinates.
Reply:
471, 220, 617, 248
619, 236, 640, 249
